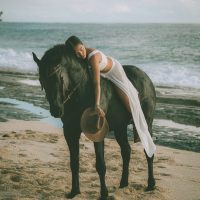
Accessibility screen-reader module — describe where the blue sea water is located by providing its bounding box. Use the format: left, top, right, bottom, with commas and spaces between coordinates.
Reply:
0, 22, 200, 88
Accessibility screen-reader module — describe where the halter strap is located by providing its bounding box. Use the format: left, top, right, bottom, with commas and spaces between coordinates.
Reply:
48, 64, 62, 77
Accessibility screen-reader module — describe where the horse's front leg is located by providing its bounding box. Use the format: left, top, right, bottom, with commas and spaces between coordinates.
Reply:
114, 126, 131, 188
94, 141, 108, 199
64, 129, 81, 199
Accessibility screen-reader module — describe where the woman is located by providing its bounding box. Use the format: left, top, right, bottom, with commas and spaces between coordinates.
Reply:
65, 36, 156, 158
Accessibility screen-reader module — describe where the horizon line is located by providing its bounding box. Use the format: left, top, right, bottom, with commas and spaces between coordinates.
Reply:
1, 21, 200, 24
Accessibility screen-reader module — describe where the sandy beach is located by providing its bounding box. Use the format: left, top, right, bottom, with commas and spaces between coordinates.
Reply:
0, 119, 200, 200
0, 69, 200, 199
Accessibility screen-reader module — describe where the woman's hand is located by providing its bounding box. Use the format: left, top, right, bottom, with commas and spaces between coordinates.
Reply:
94, 105, 105, 117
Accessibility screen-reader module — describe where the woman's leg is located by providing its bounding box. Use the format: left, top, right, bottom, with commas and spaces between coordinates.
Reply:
114, 85, 131, 113
114, 85, 140, 142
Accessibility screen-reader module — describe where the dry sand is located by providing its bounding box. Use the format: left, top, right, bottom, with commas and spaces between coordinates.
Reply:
0, 120, 200, 200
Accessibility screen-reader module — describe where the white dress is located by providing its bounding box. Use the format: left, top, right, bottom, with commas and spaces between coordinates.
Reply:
88, 50, 156, 158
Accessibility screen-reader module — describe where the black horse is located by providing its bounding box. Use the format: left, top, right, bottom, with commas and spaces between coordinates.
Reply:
33, 44, 156, 199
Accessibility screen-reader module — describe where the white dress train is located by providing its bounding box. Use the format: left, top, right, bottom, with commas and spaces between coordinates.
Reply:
101, 57, 156, 158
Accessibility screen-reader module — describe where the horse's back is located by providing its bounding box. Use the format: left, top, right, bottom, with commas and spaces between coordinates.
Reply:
123, 65, 156, 102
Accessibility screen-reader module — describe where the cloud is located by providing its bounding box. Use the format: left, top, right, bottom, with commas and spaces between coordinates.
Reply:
0, 0, 200, 22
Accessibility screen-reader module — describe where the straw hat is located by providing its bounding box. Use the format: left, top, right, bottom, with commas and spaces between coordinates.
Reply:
80, 107, 109, 142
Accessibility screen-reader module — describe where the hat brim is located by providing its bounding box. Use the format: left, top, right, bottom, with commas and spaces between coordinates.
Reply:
80, 107, 109, 142
83, 118, 109, 142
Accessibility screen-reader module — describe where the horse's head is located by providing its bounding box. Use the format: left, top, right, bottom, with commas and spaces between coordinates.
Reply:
33, 44, 88, 118
32, 45, 72, 118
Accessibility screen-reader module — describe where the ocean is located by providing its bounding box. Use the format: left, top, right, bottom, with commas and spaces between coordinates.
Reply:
0, 22, 200, 89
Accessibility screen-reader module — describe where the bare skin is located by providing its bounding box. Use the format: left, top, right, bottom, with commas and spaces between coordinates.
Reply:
73, 43, 132, 117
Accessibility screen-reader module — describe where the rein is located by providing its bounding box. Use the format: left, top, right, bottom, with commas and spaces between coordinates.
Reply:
47, 63, 83, 105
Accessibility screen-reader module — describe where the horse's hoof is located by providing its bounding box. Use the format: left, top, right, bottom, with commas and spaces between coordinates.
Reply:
99, 189, 108, 200
145, 185, 155, 191
146, 178, 156, 191
65, 190, 80, 199
119, 181, 128, 188
119, 177, 128, 188
99, 196, 108, 200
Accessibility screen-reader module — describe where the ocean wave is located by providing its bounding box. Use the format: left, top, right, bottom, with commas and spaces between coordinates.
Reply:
0, 48, 199, 89
141, 63, 200, 89
0, 48, 37, 72
18, 79, 40, 86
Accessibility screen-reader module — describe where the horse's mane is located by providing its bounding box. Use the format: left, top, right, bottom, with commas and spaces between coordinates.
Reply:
41, 44, 88, 70
41, 44, 67, 67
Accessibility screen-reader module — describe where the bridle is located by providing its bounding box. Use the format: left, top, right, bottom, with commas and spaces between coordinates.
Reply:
44, 63, 83, 105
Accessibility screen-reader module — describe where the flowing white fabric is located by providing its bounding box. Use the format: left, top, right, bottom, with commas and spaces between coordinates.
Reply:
101, 57, 156, 157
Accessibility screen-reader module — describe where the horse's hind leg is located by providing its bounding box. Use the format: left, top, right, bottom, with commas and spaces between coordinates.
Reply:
114, 126, 131, 188
144, 150, 155, 190
94, 141, 108, 199
146, 123, 156, 190
144, 118, 156, 190
140, 98, 156, 190
143, 106, 156, 189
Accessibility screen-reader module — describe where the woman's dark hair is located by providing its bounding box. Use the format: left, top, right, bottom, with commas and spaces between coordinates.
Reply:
65, 35, 83, 52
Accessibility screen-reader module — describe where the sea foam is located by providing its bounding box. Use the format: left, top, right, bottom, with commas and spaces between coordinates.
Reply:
0, 48, 37, 72
141, 63, 200, 89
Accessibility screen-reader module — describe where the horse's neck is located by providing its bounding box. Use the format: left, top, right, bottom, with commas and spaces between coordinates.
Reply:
66, 59, 94, 108
77, 65, 94, 106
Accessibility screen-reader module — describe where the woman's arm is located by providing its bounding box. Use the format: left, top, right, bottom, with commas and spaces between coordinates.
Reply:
89, 54, 101, 107
88, 53, 105, 116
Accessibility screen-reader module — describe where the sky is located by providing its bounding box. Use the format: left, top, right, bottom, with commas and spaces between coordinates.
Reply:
0, 0, 200, 23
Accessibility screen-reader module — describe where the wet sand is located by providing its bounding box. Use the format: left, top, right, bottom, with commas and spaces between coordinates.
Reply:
0, 120, 200, 200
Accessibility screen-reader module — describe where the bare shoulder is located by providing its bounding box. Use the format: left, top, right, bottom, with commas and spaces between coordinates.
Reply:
87, 47, 96, 52
88, 49, 101, 64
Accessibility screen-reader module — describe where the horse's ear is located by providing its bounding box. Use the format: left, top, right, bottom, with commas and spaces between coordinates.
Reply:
32, 52, 43, 90
32, 52, 41, 66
